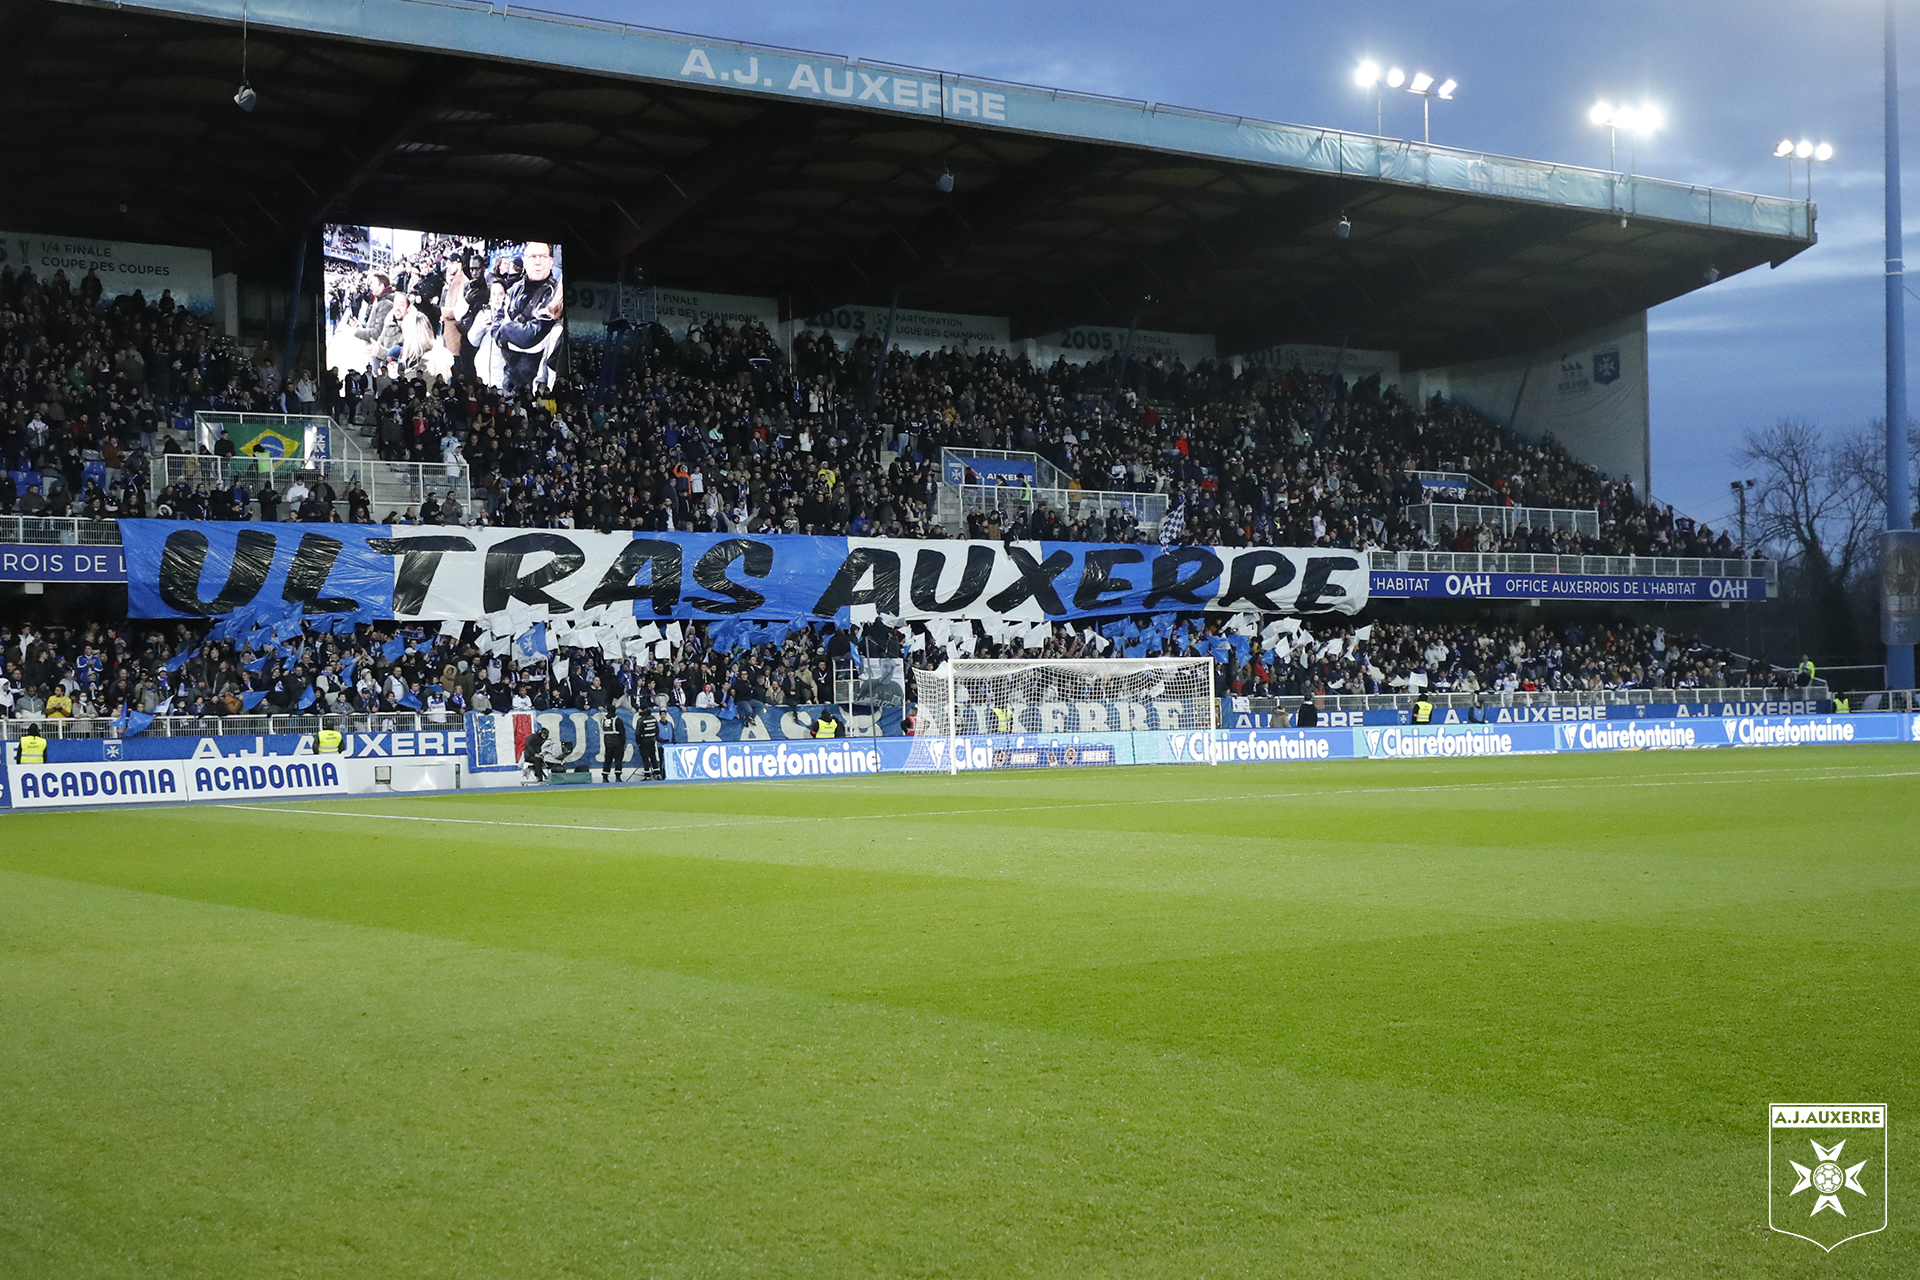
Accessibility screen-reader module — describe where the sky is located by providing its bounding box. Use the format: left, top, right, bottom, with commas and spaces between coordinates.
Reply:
563, 0, 1914, 530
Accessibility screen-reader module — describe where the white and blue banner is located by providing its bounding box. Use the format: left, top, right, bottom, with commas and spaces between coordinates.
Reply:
0, 545, 127, 583
118, 521, 1370, 624
5, 756, 346, 808
1369, 568, 1767, 603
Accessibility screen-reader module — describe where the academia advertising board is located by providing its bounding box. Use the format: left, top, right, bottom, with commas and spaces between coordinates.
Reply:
6, 757, 346, 808
117, 521, 1371, 624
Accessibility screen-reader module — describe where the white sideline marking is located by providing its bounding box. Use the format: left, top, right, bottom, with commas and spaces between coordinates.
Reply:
216, 804, 631, 833
214, 765, 1920, 836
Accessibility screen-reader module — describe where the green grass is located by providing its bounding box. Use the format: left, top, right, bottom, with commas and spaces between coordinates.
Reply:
2, 745, 1917, 1277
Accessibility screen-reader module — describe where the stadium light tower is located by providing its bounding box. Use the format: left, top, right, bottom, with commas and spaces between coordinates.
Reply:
1773, 138, 1834, 199
1589, 101, 1663, 177
1883, 0, 1914, 688
1356, 60, 1456, 143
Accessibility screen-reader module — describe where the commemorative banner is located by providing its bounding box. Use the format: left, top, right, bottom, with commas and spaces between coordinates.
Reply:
117, 521, 1370, 625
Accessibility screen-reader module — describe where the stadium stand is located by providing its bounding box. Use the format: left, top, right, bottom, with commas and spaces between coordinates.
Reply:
1, 262, 1745, 560
0, 610, 1803, 736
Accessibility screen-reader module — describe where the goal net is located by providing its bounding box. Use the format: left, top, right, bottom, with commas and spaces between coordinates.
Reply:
917, 657, 1216, 772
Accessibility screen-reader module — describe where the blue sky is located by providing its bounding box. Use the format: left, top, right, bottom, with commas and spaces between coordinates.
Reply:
569, 0, 1912, 529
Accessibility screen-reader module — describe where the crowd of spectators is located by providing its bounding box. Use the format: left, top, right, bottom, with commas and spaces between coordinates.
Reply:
1, 259, 1747, 560
0, 609, 1783, 731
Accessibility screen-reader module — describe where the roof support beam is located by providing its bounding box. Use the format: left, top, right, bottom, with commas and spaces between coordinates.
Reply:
591, 106, 815, 261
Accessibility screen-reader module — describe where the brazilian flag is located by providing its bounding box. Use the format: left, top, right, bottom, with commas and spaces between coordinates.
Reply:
226, 422, 303, 458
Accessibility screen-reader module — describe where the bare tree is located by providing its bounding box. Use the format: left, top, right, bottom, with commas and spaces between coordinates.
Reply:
1738, 419, 1882, 656
1833, 418, 1920, 527
1739, 419, 1879, 588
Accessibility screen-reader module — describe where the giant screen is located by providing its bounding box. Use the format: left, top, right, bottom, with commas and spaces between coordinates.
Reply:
321, 224, 565, 395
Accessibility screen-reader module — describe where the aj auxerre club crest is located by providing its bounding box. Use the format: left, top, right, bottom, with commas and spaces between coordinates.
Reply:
1769, 1103, 1888, 1251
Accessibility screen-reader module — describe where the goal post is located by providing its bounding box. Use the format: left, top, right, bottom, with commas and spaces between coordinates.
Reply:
919, 657, 1218, 774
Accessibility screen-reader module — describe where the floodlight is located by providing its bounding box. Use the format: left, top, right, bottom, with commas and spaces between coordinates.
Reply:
233, 83, 257, 112
1795, 139, 1813, 158
935, 169, 955, 193
1386, 67, 1405, 88
1703, 264, 1720, 283
1610, 106, 1638, 131
1637, 105, 1664, 132
1335, 214, 1351, 239
1814, 142, 1834, 162
1409, 72, 1434, 94
1590, 102, 1613, 126
1355, 60, 1381, 88
1436, 79, 1457, 99
1774, 139, 1795, 157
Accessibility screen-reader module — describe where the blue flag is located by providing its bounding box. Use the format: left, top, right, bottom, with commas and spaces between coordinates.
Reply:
244, 654, 269, 673
382, 636, 406, 664
111, 707, 155, 738
398, 689, 423, 710
165, 649, 195, 673
513, 624, 548, 664
297, 686, 317, 711
241, 691, 269, 712
339, 657, 358, 685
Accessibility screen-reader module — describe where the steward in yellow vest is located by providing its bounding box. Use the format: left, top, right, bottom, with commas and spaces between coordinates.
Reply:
813, 712, 840, 738
17, 725, 48, 764
1412, 699, 1434, 724
316, 727, 343, 754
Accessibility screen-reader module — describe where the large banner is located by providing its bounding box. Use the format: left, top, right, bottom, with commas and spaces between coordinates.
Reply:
118, 521, 1369, 624
0, 228, 217, 315
789, 304, 1010, 355
1022, 326, 1216, 368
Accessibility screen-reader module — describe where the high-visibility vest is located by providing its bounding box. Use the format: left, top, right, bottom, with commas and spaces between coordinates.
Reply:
1413, 700, 1434, 724
18, 735, 47, 764
991, 707, 1014, 732
815, 716, 840, 738
316, 728, 343, 753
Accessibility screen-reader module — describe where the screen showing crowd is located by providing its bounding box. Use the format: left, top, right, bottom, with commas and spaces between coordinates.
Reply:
321, 224, 564, 396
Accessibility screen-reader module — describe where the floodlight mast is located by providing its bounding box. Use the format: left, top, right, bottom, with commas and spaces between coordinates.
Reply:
1886, 0, 1914, 687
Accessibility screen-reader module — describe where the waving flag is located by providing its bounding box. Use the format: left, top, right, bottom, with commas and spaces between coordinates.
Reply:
1158, 496, 1186, 546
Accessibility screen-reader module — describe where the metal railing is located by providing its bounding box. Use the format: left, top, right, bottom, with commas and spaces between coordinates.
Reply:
148, 454, 471, 523
1241, 684, 1832, 714
1405, 469, 1491, 497
1837, 690, 1917, 712
1405, 501, 1601, 538
192, 411, 335, 460
0, 713, 439, 741
0, 515, 124, 546
940, 446, 1074, 492
1368, 549, 1778, 593
943, 482, 1168, 535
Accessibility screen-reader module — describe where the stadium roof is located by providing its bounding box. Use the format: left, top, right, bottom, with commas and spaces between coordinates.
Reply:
4, 0, 1815, 368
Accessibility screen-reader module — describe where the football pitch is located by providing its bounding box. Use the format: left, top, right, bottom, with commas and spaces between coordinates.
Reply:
2, 746, 1915, 1277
